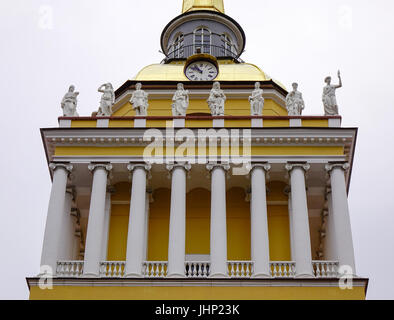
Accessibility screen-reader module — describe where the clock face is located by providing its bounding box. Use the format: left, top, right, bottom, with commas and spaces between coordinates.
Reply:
185, 61, 218, 81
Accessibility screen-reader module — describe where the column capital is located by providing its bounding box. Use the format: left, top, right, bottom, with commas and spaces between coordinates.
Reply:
49, 163, 73, 174
127, 163, 152, 173
250, 163, 271, 173
325, 162, 350, 173
166, 162, 192, 173
285, 163, 310, 173
88, 163, 113, 174
206, 162, 230, 173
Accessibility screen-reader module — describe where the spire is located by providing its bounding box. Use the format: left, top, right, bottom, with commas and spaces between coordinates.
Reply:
182, 0, 225, 14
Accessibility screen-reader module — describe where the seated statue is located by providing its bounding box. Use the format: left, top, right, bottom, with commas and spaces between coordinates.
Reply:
249, 82, 265, 116
61, 85, 79, 117
207, 82, 226, 116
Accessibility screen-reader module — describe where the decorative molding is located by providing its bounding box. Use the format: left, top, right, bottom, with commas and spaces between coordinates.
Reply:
88, 163, 113, 174
325, 162, 350, 173
166, 163, 192, 172
49, 163, 73, 174
285, 163, 311, 173
127, 163, 152, 173
206, 162, 231, 172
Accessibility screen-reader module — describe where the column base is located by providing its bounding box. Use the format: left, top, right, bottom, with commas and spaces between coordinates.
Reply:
167, 273, 186, 279
209, 273, 229, 279
83, 273, 100, 278
252, 273, 271, 279
295, 273, 314, 279
125, 273, 143, 279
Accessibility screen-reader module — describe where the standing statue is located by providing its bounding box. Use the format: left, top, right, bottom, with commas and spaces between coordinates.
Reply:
97, 83, 115, 116
286, 83, 305, 116
249, 82, 265, 116
323, 71, 342, 115
130, 83, 149, 116
61, 85, 79, 117
207, 82, 226, 116
172, 83, 189, 116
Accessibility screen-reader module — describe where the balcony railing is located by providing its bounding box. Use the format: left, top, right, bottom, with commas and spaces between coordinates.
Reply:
100, 261, 125, 277
165, 45, 238, 61
270, 261, 296, 278
55, 260, 340, 279
185, 261, 210, 278
56, 261, 84, 277
312, 261, 339, 278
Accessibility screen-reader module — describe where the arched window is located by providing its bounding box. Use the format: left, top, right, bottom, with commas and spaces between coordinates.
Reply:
221, 34, 236, 57
194, 27, 211, 54
171, 34, 184, 58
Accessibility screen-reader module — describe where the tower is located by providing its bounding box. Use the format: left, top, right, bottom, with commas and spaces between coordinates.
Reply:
28, 0, 368, 300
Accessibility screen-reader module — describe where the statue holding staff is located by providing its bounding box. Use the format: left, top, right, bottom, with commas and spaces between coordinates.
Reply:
323, 71, 342, 116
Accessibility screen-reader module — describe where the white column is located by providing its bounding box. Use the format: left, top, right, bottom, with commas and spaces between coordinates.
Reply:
167, 163, 191, 278
101, 191, 112, 261
58, 189, 74, 260
207, 163, 230, 278
83, 164, 112, 276
40, 163, 73, 273
326, 163, 356, 274
250, 164, 271, 278
285, 163, 314, 278
287, 190, 296, 261
125, 164, 151, 277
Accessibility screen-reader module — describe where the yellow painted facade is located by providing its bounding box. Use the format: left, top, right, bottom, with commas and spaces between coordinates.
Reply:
29, 285, 366, 300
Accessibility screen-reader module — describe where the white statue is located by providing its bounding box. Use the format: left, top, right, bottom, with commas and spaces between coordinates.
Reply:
286, 83, 305, 116
249, 82, 265, 116
130, 83, 149, 116
172, 83, 189, 116
207, 82, 226, 116
97, 83, 115, 117
323, 71, 342, 116
61, 85, 79, 117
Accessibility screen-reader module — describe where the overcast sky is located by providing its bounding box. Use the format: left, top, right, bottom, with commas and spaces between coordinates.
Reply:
0, 0, 393, 300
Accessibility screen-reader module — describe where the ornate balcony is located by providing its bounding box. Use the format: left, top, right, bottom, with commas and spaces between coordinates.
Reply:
55, 260, 340, 279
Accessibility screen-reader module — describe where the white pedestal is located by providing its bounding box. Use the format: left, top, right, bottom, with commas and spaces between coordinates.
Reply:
290, 118, 302, 127
134, 118, 147, 128
251, 119, 263, 128
173, 119, 185, 128
59, 120, 72, 128
213, 119, 225, 128
329, 118, 342, 128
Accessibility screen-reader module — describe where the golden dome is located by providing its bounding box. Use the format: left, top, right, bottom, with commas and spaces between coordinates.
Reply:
182, 0, 225, 14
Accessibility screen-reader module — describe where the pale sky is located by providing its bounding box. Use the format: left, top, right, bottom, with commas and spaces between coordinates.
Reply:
0, 0, 393, 300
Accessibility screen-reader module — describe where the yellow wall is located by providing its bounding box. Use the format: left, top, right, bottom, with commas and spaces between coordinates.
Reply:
186, 189, 211, 255
267, 181, 291, 261
111, 98, 287, 118
148, 188, 171, 261
107, 182, 130, 261
29, 285, 366, 300
226, 188, 250, 260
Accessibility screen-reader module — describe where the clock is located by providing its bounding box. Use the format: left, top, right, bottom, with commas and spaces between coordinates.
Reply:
185, 60, 219, 81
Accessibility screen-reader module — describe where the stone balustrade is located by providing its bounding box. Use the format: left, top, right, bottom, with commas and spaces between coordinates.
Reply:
227, 261, 254, 278
100, 261, 125, 277
185, 261, 210, 278
270, 262, 296, 278
56, 261, 84, 277
312, 261, 339, 278
142, 261, 168, 278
